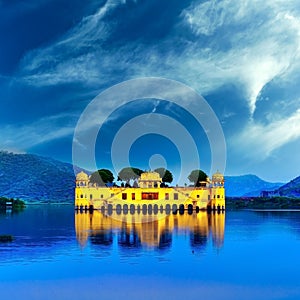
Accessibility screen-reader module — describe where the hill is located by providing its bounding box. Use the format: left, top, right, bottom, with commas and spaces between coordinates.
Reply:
274, 175, 300, 198
0, 151, 294, 201
0, 151, 88, 203
224, 174, 284, 197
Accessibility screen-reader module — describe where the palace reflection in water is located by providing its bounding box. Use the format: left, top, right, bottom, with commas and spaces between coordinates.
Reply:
75, 210, 225, 251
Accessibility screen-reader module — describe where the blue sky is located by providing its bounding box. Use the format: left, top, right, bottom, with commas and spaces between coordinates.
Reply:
1, 0, 300, 183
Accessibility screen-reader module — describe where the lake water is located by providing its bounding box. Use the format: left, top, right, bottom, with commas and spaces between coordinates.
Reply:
0, 205, 300, 300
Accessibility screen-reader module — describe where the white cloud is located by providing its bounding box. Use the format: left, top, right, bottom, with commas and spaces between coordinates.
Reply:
19, 0, 125, 86
232, 108, 300, 159
180, 0, 300, 115
182, 1, 226, 36
0, 113, 76, 152
18, 0, 300, 116
21, 53, 102, 86
3, 0, 300, 182
14, 0, 300, 160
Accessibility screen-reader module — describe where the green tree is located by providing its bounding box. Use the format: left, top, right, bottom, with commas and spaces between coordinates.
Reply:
188, 169, 208, 187
0, 197, 25, 211
90, 169, 114, 186
154, 168, 173, 184
118, 167, 143, 184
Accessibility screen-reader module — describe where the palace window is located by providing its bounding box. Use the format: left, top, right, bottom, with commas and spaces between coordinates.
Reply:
132, 193, 135, 200
165, 193, 169, 200
90, 194, 93, 200
174, 193, 178, 200
142, 192, 159, 200
197, 195, 200, 198
217, 195, 220, 198
122, 193, 127, 200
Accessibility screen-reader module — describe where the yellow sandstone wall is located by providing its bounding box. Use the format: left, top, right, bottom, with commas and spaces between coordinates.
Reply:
75, 185, 225, 210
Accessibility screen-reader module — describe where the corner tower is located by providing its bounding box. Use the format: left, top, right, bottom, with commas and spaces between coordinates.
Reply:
210, 171, 225, 210
76, 171, 89, 187
75, 171, 90, 209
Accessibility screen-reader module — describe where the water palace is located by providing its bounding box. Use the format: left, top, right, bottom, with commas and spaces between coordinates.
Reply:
75, 171, 225, 212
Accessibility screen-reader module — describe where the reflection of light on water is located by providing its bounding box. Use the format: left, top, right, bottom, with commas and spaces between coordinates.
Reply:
2, 208, 300, 299
75, 211, 225, 251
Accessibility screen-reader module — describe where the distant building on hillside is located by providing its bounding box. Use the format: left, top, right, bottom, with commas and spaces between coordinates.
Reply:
260, 190, 280, 197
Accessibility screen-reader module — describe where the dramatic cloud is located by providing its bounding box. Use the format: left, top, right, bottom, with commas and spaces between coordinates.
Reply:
1, 0, 300, 180
18, 0, 300, 113
0, 113, 76, 153
181, 0, 299, 114
18, 0, 123, 86
232, 108, 300, 159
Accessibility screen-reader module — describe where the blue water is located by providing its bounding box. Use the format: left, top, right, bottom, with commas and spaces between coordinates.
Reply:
0, 205, 300, 300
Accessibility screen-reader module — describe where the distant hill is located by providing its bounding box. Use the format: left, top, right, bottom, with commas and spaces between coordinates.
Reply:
0, 151, 88, 203
225, 175, 284, 197
273, 175, 300, 198
0, 151, 294, 201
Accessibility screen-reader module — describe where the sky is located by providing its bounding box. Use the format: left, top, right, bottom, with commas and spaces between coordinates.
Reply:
1, 0, 300, 183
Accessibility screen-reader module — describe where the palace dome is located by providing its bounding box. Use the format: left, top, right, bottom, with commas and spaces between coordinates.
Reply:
139, 172, 161, 181
76, 171, 89, 181
212, 171, 224, 182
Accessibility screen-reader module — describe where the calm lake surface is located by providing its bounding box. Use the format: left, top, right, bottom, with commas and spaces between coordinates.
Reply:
1, 205, 300, 300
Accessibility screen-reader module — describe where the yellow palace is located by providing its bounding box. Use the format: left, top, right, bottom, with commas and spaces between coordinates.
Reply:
75, 171, 225, 212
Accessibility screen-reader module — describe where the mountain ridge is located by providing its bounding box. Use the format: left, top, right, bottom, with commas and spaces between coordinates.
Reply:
268, 175, 300, 198
0, 151, 298, 201
0, 151, 88, 202
224, 174, 284, 197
